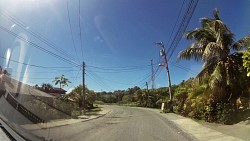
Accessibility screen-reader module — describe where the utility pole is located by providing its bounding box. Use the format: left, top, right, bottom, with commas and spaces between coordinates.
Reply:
151, 59, 155, 89
155, 41, 173, 111
146, 82, 149, 107
82, 61, 85, 113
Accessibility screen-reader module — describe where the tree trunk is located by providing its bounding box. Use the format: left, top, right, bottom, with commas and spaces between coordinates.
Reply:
79, 99, 83, 108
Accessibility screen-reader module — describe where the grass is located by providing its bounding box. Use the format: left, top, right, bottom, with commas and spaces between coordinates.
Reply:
71, 106, 102, 117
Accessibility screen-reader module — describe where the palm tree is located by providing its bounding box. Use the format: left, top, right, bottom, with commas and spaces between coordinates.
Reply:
178, 9, 250, 121
53, 75, 71, 88
63, 85, 95, 109
69, 85, 84, 108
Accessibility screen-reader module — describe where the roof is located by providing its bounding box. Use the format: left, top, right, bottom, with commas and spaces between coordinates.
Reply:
52, 88, 67, 92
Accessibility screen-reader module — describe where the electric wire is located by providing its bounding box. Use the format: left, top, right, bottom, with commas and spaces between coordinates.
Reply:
78, 0, 84, 61
85, 71, 110, 91
171, 63, 198, 75
11, 76, 79, 80
66, 0, 81, 64
0, 55, 79, 69
66, 68, 81, 91
0, 8, 79, 63
0, 24, 80, 66
10, 69, 80, 74
165, 0, 186, 49
85, 67, 112, 90
167, 0, 199, 61
166, 0, 193, 58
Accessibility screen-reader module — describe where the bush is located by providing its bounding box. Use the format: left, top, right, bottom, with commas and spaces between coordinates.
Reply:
204, 99, 237, 124
174, 91, 188, 113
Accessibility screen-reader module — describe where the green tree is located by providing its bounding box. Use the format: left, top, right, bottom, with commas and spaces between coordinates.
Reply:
41, 83, 53, 93
243, 46, 250, 76
178, 9, 250, 123
53, 74, 71, 88
64, 85, 96, 109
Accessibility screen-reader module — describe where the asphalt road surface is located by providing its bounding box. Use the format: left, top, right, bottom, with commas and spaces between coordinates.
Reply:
38, 105, 194, 141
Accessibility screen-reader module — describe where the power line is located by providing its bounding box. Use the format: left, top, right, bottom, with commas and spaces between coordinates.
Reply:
165, 0, 186, 49
0, 55, 79, 69
78, 0, 84, 61
166, 0, 193, 59
86, 64, 158, 71
137, 72, 154, 88
11, 69, 79, 75
63, 68, 81, 91
85, 72, 110, 91
85, 66, 155, 73
171, 63, 198, 75
154, 67, 164, 80
0, 8, 79, 63
11, 76, 79, 80
86, 69, 112, 90
0, 24, 80, 66
66, 0, 80, 63
151, 59, 155, 89
167, 0, 199, 61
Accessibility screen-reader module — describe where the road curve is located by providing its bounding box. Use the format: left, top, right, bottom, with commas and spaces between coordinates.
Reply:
43, 105, 195, 141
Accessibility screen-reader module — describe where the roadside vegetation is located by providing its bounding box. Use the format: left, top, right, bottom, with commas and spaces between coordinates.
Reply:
29, 9, 249, 124
94, 9, 250, 125
32, 75, 98, 119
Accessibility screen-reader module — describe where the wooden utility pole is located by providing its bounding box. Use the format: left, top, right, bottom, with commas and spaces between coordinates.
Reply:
155, 42, 173, 111
146, 82, 149, 107
151, 59, 155, 89
162, 48, 172, 102
82, 62, 85, 113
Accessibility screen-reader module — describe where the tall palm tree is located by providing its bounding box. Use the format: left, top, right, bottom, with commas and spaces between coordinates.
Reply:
178, 9, 250, 107
53, 74, 71, 88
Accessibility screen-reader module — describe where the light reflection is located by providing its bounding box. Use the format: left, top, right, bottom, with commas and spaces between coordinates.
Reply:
5, 48, 11, 68
22, 57, 30, 85
10, 24, 16, 29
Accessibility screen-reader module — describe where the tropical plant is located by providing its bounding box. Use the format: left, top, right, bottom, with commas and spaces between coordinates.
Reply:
41, 83, 53, 92
243, 46, 250, 76
178, 9, 250, 123
62, 85, 96, 109
53, 74, 71, 88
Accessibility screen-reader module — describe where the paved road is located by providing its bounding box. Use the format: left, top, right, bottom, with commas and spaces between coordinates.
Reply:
35, 105, 194, 141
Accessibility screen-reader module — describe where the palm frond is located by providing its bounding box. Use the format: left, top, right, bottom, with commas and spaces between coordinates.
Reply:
232, 35, 250, 50
223, 33, 234, 48
200, 17, 213, 28
213, 8, 220, 20
202, 42, 222, 60
209, 62, 225, 90
178, 43, 204, 61
185, 28, 215, 41
55, 80, 59, 85
197, 57, 219, 79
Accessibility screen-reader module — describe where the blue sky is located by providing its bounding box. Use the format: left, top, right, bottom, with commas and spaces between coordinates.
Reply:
0, 0, 250, 92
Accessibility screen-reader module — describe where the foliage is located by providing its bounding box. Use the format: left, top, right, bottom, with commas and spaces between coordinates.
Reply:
177, 8, 250, 124
174, 91, 188, 113
34, 83, 53, 93
59, 85, 96, 109
243, 46, 250, 76
53, 74, 71, 88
